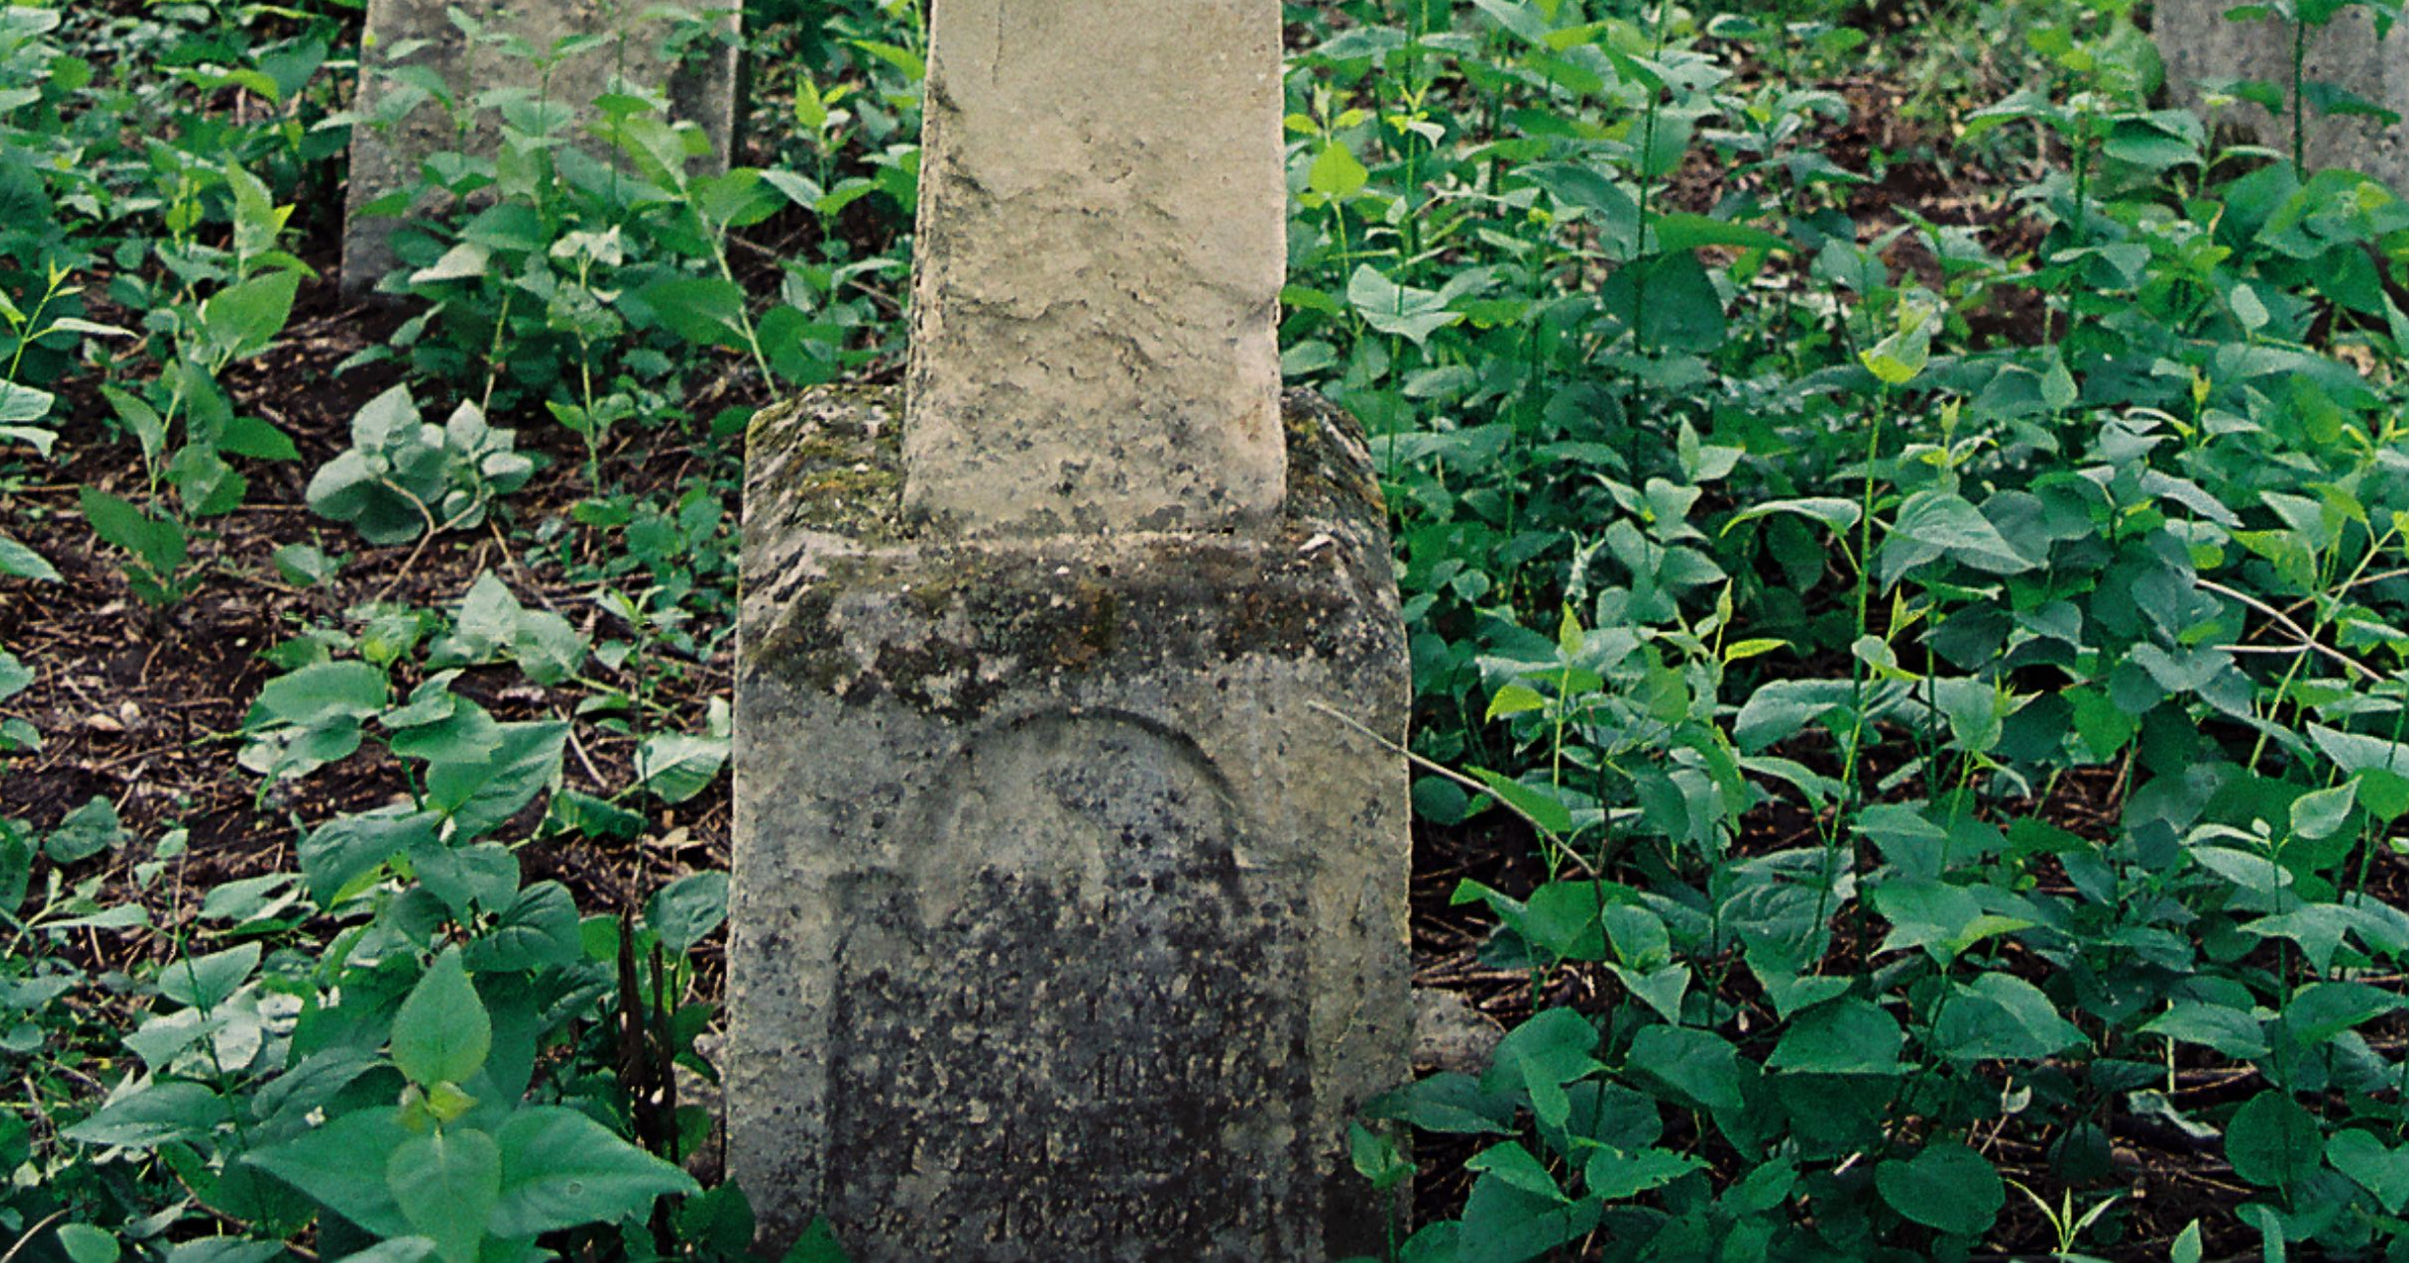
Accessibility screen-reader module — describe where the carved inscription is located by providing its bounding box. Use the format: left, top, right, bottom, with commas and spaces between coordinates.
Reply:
823, 711, 1310, 1261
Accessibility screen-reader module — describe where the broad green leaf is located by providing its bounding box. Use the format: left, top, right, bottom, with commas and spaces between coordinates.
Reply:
636, 277, 749, 349
1723, 638, 1789, 663
1481, 1007, 1601, 1101
550, 789, 646, 841
1651, 211, 1787, 253
220, 415, 300, 462
439, 573, 587, 685
299, 808, 439, 905
761, 168, 825, 211
2041, 353, 2079, 408
1308, 141, 1369, 200
1766, 998, 1902, 1075
1870, 879, 1982, 960
1469, 0, 1554, 44
387, 695, 503, 765
1932, 973, 2082, 1061
46, 796, 123, 864
1882, 490, 2033, 584
2191, 845, 2291, 896
447, 572, 524, 660
2225, 1090, 2324, 1189
465, 882, 584, 971
1583, 1146, 1703, 1200
157, 943, 261, 1011
1875, 1143, 2003, 1237
63, 1080, 224, 1149
2278, 980, 2406, 1049
780, 1218, 854, 1263
2172, 1221, 2204, 1263
1626, 1024, 1745, 1113
2068, 686, 2138, 760
2231, 282, 2271, 331
411, 842, 518, 919
1521, 881, 1610, 963
1466, 1141, 1568, 1201
2308, 723, 2409, 777
635, 732, 728, 805
409, 242, 490, 286
53, 1225, 118, 1263
646, 871, 730, 954
1600, 251, 1726, 353
2308, 724, 2409, 820
2247, 905, 2356, 973
2290, 780, 2357, 841
390, 948, 490, 1088
1515, 162, 1639, 248
1457, 1166, 1601, 1263
1469, 769, 1573, 837
489, 1106, 699, 1236
1486, 683, 1547, 720
1347, 265, 1462, 345
250, 661, 389, 729
0, 380, 54, 425
0, 532, 56, 581
1961, 89, 2071, 140
676, 1183, 763, 1257
1732, 679, 1852, 752
388, 1128, 499, 1263
1859, 303, 1933, 384
847, 37, 924, 81
78, 488, 185, 576
1936, 677, 2009, 757
272, 543, 340, 588
2327, 1129, 2409, 1213
1368, 1072, 1517, 1136
2141, 1002, 2270, 1059
425, 721, 567, 840
244, 1107, 414, 1236
201, 270, 302, 362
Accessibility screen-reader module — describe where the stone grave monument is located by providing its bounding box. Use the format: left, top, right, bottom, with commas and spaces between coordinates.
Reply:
726, 0, 1414, 1257
2157, 0, 2409, 191
342, 0, 742, 297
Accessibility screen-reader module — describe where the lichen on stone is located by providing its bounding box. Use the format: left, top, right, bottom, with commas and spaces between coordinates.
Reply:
736, 386, 1407, 723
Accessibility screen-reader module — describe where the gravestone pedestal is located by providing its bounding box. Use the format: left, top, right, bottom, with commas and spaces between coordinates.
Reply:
729, 388, 1411, 1261
2157, 0, 2409, 191
343, 0, 741, 297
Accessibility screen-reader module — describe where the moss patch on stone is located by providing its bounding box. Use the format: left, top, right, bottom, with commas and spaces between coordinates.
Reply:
737, 386, 1407, 722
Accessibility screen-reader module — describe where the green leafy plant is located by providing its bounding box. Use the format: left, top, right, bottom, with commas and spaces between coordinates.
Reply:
79, 156, 307, 604
306, 385, 536, 546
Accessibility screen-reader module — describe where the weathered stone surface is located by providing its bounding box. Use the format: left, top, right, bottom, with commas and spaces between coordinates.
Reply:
729, 387, 1410, 1261
342, 0, 740, 296
2157, 0, 2409, 190
1414, 987, 1506, 1077
902, 0, 1288, 536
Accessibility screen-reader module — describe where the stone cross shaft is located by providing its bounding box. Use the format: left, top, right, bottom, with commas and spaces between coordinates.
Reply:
726, 0, 1414, 1258
903, 0, 1290, 536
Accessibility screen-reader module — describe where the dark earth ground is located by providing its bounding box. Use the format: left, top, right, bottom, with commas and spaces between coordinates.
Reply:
0, 23, 2332, 1259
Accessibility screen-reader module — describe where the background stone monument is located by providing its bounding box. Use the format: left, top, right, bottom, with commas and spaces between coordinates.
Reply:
2156, 0, 2409, 191
342, 0, 742, 297
726, 0, 1414, 1257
